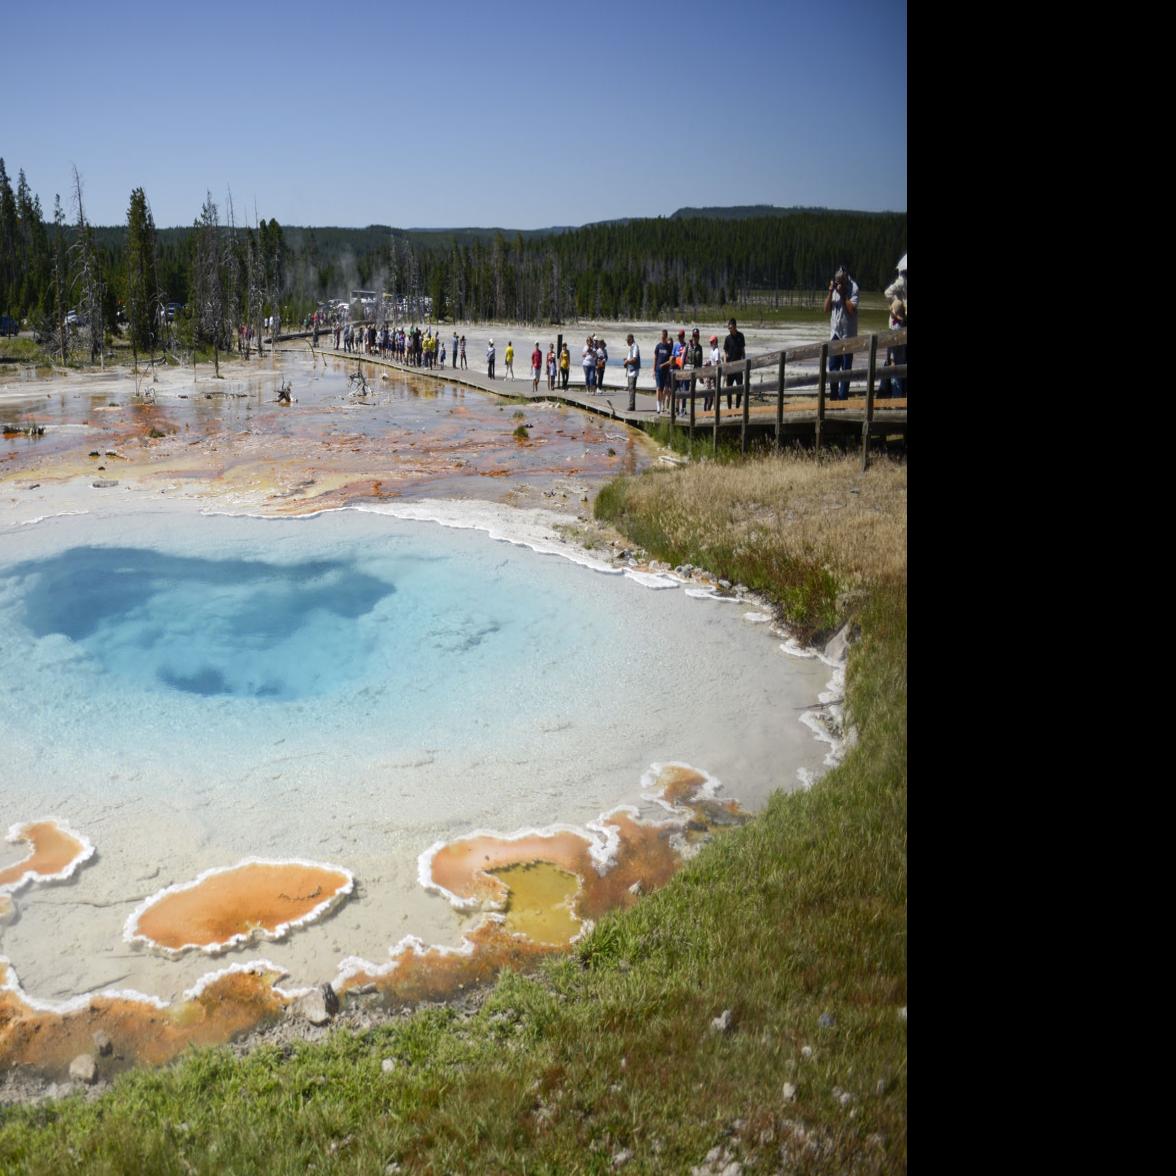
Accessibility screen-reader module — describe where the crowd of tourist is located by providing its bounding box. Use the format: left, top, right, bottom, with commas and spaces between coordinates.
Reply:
295, 253, 906, 409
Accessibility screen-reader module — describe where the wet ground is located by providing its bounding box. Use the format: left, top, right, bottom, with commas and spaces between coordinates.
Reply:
0, 352, 655, 513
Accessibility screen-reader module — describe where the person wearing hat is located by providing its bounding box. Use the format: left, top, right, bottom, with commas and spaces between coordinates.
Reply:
486, 338, 496, 379
823, 266, 859, 400
723, 318, 747, 409
623, 332, 640, 412
531, 341, 543, 392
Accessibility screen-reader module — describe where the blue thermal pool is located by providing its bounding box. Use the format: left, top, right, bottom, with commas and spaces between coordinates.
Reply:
0, 503, 833, 1001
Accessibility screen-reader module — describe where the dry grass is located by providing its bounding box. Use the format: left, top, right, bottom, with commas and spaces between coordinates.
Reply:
596, 451, 906, 639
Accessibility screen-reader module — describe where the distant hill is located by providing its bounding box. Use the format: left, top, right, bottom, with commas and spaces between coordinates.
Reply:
669, 205, 893, 220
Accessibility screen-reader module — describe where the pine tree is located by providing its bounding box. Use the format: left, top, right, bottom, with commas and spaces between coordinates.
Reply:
125, 187, 160, 361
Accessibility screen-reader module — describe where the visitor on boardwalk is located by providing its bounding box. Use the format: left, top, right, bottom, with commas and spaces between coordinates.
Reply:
452, 332, 459, 368
824, 265, 859, 400
546, 344, 557, 390
681, 327, 703, 413
595, 338, 607, 391
653, 329, 673, 415
704, 334, 721, 411
531, 342, 542, 392
559, 343, 570, 389
582, 336, 596, 391
624, 333, 640, 411
486, 339, 496, 379
881, 297, 906, 398
671, 330, 687, 413
505, 341, 515, 379
460, 336, 467, 369
723, 318, 746, 409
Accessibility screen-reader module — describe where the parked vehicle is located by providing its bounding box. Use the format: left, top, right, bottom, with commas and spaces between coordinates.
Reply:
0, 314, 19, 337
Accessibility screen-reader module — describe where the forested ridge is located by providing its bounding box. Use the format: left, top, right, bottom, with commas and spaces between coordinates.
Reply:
1, 159, 905, 352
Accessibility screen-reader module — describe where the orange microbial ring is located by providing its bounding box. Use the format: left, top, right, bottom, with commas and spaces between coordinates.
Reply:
124, 858, 354, 955
0, 819, 95, 895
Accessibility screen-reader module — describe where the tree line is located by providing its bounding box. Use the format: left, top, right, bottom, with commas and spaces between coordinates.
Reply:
1, 160, 906, 359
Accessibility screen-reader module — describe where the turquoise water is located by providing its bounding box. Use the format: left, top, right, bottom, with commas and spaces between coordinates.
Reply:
15, 546, 397, 700
0, 510, 637, 787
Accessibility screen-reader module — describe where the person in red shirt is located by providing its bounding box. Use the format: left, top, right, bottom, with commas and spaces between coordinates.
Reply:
531, 342, 543, 392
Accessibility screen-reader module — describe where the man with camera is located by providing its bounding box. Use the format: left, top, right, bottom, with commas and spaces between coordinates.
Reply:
823, 265, 860, 401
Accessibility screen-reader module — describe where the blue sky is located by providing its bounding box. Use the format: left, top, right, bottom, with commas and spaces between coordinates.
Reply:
5, 0, 906, 229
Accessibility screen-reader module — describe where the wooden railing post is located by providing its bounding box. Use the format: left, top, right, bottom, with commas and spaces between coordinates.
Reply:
862, 334, 878, 471
670, 369, 677, 432
816, 343, 828, 453
776, 350, 786, 451
741, 358, 751, 453
714, 363, 721, 454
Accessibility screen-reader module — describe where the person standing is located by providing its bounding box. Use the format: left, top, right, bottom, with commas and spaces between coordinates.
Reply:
486, 338, 496, 379
460, 335, 467, 369
683, 327, 703, 413
722, 318, 746, 409
823, 265, 859, 400
704, 334, 721, 411
559, 342, 570, 389
505, 340, 515, 379
546, 344, 557, 390
531, 341, 543, 392
623, 332, 640, 412
452, 331, 459, 368
582, 335, 597, 391
671, 329, 687, 413
653, 329, 673, 415
595, 337, 608, 391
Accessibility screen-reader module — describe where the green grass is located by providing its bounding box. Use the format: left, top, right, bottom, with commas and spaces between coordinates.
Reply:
0, 455, 906, 1174
0, 338, 45, 363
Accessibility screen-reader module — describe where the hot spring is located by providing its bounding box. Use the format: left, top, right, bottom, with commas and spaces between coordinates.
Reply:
0, 500, 834, 1024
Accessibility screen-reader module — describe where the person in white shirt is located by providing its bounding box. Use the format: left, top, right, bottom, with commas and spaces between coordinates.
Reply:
623, 333, 640, 411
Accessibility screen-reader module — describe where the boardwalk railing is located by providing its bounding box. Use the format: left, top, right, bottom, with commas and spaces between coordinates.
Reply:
669, 328, 907, 467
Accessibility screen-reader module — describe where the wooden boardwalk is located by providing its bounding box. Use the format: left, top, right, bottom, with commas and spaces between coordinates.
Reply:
277, 327, 908, 465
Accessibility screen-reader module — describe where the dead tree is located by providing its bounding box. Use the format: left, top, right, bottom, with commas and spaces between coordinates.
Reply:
69, 167, 105, 366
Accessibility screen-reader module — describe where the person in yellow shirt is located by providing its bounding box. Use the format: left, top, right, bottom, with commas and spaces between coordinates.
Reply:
504, 341, 515, 379
559, 343, 570, 390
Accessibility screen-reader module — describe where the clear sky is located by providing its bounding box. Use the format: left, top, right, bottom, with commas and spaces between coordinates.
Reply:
5, 0, 906, 230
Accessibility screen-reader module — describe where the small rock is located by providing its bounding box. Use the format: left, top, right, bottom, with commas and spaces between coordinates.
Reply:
718, 579, 732, 590
818, 1011, 836, 1029
611, 1150, 633, 1169
91, 479, 119, 488
822, 622, 857, 665
800, 1045, 813, 1059
297, 983, 339, 1026
627, 880, 643, 897
782, 1082, 797, 1102
69, 1054, 98, 1085
92, 1030, 112, 1057
385, 1164, 402, 1174
381, 1058, 398, 1074
711, 1009, 733, 1034
832, 1087, 854, 1106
